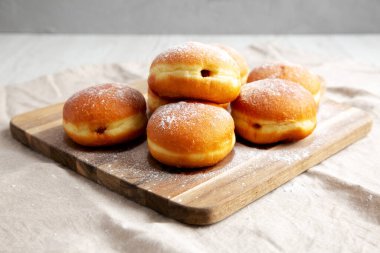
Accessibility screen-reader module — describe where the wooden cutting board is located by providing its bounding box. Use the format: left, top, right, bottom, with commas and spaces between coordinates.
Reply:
10, 82, 372, 225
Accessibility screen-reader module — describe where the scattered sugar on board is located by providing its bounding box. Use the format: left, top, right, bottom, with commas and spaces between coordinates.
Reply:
54, 100, 346, 197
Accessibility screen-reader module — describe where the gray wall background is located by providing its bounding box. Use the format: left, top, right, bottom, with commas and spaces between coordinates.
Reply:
1, 0, 380, 34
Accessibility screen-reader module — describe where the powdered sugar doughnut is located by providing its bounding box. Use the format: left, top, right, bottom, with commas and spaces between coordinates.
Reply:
231, 79, 317, 144
147, 102, 235, 168
63, 83, 147, 146
148, 42, 241, 104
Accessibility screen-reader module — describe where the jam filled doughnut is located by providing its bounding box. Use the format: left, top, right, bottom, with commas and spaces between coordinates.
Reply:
147, 87, 228, 113
247, 63, 324, 104
147, 102, 235, 168
63, 83, 147, 146
148, 42, 241, 104
214, 44, 249, 84
231, 79, 317, 144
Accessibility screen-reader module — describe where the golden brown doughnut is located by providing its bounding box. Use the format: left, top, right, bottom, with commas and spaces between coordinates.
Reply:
214, 44, 249, 84
247, 63, 324, 104
148, 41, 241, 104
147, 88, 229, 113
63, 83, 147, 146
231, 79, 317, 144
147, 102, 235, 168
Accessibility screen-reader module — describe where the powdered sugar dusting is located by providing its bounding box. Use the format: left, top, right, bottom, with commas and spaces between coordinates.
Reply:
154, 41, 236, 66
241, 79, 302, 105
235, 78, 317, 121
158, 42, 199, 61
69, 83, 142, 105
160, 115, 175, 129
248, 63, 321, 94
151, 102, 232, 131
70, 83, 120, 100
64, 83, 145, 121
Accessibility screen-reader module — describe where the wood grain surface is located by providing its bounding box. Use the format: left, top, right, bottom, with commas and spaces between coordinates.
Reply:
9, 87, 372, 225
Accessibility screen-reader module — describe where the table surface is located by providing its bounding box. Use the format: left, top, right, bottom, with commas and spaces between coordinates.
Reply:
1, 34, 380, 85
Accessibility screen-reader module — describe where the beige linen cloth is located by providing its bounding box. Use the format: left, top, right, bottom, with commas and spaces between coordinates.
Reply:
1, 43, 380, 253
